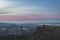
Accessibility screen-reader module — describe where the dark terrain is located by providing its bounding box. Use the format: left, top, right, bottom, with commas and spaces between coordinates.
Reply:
0, 24, 60, 40
29, 25, 60, 40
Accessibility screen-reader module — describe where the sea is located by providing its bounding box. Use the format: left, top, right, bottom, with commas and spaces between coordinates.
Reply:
0, 19, 60, 26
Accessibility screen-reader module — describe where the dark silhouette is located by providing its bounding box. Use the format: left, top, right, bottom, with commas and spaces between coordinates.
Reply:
29, 25, 60, 40
0, 24, 60, 40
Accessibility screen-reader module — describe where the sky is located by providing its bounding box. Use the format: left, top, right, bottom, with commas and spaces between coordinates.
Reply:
0, 0, 60, 20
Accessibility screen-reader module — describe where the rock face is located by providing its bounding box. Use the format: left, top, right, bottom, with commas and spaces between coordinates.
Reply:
29, 25, 60, 40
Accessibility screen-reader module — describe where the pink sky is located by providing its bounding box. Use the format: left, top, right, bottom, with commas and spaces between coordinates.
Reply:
0, 15, 60, 20
0, 0, 60, 21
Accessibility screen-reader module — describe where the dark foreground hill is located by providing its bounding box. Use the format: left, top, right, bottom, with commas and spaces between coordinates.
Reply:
0, 25, 60, 40
29, 25, 60, 40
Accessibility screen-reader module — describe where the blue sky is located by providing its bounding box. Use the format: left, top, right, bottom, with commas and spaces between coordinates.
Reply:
0, 0, 60, 20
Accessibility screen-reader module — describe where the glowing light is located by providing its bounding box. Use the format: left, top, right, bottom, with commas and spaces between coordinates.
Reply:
0, 0, 8, 8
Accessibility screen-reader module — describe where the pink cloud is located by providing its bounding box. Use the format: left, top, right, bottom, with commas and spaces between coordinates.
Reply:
0, 15, 60, 20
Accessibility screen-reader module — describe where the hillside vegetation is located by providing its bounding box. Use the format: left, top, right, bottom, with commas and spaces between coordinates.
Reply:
29, 25, 60, 40
0, 25, 60, 40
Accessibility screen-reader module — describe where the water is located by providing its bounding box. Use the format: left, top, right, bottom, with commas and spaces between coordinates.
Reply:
0, 19, 60, 26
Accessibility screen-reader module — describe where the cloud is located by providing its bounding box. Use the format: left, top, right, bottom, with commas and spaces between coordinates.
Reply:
0, 0, 60, 20
0, 11, 11, 14
0, 6, 58, 16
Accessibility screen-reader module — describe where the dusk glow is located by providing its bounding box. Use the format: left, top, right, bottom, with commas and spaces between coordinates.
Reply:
0, 0, 60, 20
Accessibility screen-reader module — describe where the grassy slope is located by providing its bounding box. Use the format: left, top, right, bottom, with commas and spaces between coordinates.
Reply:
29, 25, 60, 40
